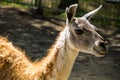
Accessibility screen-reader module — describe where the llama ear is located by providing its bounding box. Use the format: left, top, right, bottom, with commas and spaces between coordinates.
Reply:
66, 4, 78, 22
83, 5, 102, 20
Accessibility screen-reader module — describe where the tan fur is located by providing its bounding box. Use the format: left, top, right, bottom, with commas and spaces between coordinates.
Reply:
0, 36, 59, 80
0, 4, 107, 80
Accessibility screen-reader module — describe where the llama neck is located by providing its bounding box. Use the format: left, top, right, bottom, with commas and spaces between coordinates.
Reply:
53, 44, 78, 80
48, 27, 79, 80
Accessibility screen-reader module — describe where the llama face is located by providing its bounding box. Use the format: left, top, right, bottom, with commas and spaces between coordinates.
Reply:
66, 4, 108, 57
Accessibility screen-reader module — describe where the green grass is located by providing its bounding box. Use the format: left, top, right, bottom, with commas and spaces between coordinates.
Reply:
59, 12, 66, 18
0, 1, 29, 10
0, 1, 119, 28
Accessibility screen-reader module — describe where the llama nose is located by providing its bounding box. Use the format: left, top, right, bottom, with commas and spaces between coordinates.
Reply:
99, 41, 108, 52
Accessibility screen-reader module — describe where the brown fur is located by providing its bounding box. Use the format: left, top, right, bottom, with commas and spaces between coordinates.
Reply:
0, 36, 59, 80
0, 4, 107, 80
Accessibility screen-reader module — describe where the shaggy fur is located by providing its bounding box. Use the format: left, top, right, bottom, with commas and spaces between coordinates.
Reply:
0, 36, 60, 80
0, 4, 107, 80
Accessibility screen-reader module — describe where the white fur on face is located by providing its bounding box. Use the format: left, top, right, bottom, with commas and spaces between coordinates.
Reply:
67, 17, 106, 57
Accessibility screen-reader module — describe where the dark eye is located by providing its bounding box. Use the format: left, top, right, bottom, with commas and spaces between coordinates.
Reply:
75, 29, 84, 35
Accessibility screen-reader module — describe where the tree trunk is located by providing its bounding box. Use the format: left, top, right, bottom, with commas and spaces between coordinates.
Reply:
35, 0, 43, 15
58, 0, 78, 9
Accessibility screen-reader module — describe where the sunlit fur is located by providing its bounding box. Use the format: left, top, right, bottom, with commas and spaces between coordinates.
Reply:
0, 29, 78, 80
0, 4, 107, 80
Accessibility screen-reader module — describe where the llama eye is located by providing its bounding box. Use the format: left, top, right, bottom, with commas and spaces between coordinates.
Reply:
75, 29, 84, 35
78, 21, 82, 23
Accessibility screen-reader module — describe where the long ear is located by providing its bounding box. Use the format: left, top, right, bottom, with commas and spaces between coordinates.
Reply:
66, 4, 78, 22
83, 5, 102, 20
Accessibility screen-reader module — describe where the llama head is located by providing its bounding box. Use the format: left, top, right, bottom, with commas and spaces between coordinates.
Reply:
66, 4, 108, 57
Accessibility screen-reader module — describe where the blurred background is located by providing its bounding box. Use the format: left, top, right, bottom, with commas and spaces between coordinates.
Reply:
1, 0, 120, 27
0, 0, 120, 80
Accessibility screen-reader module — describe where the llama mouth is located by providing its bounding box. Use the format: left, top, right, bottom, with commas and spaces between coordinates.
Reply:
93, 48, 106, 56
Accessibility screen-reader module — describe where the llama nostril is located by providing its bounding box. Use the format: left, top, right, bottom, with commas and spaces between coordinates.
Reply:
99, 42, 107, 51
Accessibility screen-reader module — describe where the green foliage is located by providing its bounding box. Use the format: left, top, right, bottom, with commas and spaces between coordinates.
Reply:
59, 12, 66, 18
0, 2, 29, 10
78, 0, 120, 28
0, 0, 120, 28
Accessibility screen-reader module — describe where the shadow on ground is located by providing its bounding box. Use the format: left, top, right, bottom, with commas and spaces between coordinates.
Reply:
0, 6, 120, 80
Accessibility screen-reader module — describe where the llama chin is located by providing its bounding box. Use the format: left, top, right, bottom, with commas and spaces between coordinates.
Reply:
0, 4, 107, 80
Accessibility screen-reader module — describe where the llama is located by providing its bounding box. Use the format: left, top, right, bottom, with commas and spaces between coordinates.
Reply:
0, 4, 107, 80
